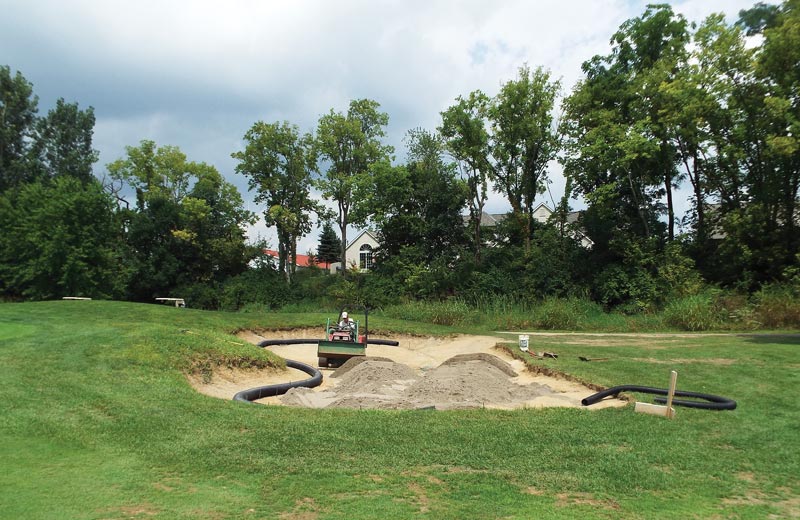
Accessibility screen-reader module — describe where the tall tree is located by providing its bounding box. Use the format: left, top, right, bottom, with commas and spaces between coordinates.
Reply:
489, 65, 561, 254
232, 121, 316, 283
33, 98, 98, 184
562, 4, 690, 242
0, 66, 38, 191
315, 99, 392, 275
439, 91, 492, 263
364, 129, 468, 297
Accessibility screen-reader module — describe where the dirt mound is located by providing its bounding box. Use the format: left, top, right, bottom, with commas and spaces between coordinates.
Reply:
278, 355, 560, 410
331, 356, 394, 378
400, 361, 550, 410
439, 353, 518, 377
332, 360, 420, 396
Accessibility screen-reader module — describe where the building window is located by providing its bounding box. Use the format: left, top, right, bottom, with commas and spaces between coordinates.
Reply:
359, 244, 373, 270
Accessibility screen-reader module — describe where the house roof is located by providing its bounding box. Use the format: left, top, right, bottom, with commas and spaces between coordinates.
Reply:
263, 249, 331, 269
346, 229, 379, 252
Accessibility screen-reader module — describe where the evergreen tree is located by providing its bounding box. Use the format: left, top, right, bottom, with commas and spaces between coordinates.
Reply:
317, 221, 341, 264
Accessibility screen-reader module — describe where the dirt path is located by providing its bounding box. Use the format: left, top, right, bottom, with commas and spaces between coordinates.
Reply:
188, 329, 625, 410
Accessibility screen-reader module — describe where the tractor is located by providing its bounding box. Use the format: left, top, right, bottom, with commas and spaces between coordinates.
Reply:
317, 306, 369, 368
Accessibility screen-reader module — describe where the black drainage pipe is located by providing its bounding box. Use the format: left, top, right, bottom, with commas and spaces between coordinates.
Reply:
258, 339, 319, 347
581, 385, 736, 411
232, 359, 322, 403
257, 338, 400, 347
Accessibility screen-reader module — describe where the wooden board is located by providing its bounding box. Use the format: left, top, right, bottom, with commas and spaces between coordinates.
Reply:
634, 402, 676, 418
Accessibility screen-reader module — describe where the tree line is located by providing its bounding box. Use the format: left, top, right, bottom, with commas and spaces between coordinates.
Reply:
1, 1, 798, 312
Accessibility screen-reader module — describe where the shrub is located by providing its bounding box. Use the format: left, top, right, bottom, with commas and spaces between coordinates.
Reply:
220, 269, 290, 311
532, 298, 601, 330
384, 299, 478, 326
663, 292, 724, 331
752, 284, 800, 329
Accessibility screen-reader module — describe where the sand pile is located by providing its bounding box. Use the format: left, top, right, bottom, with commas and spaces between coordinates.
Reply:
279, 355, 561, 410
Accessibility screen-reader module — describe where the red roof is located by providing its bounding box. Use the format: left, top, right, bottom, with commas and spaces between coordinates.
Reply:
263, 249, 331, 269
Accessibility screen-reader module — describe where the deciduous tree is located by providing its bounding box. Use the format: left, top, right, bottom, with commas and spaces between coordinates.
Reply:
315, 99, 392, 275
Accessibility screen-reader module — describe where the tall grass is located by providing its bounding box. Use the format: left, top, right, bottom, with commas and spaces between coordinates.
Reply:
381, 287, 800, 332
382, 297, 657, 331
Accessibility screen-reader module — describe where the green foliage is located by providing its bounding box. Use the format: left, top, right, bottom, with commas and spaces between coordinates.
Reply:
0, 177, 123, 299
220, 268, 292, 311
110, 141, 255, 300
316, 221, 341, 264
33, 98, 98, 183
384, 299, 478, 326
532, 297, 599, 330
0, 66, 39, 190
752, 283, 800, 328
315, 99, 392, 272
232, 121, 317, 283
663, 291, 725, 331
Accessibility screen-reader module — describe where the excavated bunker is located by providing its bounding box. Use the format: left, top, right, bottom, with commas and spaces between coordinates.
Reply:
189, 330, 627, 410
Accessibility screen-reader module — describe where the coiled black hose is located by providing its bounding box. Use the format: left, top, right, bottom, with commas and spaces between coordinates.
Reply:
581, 385, 737, 410
232, 359, 322, 402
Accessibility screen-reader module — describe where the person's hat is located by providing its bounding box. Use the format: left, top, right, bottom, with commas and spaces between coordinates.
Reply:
342, 311, 348, 318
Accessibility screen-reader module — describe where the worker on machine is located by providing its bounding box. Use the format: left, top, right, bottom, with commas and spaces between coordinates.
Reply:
338, 311, 355, 330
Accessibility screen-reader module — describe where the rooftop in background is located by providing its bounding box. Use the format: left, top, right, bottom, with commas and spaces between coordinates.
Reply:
263, 250, 331, 269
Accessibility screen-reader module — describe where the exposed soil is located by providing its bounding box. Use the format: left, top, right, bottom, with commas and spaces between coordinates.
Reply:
187, 329, 626, 410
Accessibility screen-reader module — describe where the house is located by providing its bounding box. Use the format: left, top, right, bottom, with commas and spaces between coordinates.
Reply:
328, 204, 592, 276
263, 249, 332, 270
328, 229, 380, 274
469, 203, 594, 248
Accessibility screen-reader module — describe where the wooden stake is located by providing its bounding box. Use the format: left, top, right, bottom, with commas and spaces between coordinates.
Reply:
634, 370, 678, 419
665, 370, 678, 419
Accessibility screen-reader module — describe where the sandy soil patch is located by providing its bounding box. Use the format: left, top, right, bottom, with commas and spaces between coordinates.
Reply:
187, 329, 625, 410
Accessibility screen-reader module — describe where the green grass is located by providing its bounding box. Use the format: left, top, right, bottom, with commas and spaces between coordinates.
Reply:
1, 301, 798, 519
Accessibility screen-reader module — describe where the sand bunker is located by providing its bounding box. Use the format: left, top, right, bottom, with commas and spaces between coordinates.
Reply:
188, 329, 625, 410
281, 356, 561, 410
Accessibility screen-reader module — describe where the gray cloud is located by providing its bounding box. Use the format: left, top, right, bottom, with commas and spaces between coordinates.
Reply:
1, 0, 765, 253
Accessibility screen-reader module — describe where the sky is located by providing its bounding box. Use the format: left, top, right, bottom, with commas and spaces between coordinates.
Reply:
1, 0, 765, 254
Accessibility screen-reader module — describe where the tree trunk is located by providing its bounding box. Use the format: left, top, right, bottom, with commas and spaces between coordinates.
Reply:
290, 235, 297, 281
277, 230, 289, 284
665, 168, 674, 241
339, 203, 348, 277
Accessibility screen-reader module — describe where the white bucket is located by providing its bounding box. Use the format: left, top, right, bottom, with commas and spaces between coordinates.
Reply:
519, 334, 529, 352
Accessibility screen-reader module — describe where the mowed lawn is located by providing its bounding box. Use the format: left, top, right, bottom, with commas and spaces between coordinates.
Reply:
0, 301, 797, 519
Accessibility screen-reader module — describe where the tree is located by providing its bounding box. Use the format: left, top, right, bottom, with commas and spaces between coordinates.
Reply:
489, 65, 562, 254
33, 98, 98, 184
108, 140, 200, 207
0, 66, 39, 191
439, 91, 492, 263
317, 221, 342, 265
232, 121, 317, 283
0, 177, 122, 299
110, 140, 254, 299
363, 129, 468, 298
315, 99, 392, 275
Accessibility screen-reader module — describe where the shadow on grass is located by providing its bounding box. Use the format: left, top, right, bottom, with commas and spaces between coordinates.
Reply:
738, 333, 800, 345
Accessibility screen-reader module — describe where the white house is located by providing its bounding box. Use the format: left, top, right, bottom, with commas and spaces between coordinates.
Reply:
472, 203, 594, 248
330, 205, 592, 275
328, 229, 380, 274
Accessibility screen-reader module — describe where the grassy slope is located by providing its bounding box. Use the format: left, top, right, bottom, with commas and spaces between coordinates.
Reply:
0, 301, 797, 519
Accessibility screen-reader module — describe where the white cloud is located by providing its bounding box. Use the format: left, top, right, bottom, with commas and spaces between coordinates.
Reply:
0, 0, 771, 254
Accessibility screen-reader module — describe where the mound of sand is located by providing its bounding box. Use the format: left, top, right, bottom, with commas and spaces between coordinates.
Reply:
331, 356, 394, 378
279, 355, 559, 410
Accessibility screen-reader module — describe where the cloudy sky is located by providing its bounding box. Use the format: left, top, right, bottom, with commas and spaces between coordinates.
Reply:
2, 0, 763, 254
